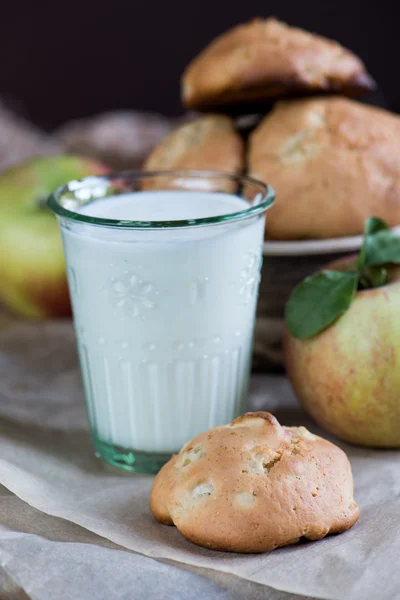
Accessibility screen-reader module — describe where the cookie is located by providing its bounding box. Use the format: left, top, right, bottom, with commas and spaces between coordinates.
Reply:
143, 114, 244, 191
249, 97, 400, 239
150, 411, 359, 552
182, 18, 374, 111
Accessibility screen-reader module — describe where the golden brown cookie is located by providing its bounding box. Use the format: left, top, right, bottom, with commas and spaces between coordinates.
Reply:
143, 115, 244, 191
182, 18, 374, 111
249, 96, 400, 240
150, 411, 359, 553
143, 114, 244, 173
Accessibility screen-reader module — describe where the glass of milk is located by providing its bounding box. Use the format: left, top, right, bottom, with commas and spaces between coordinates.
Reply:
48, 170, 275, 473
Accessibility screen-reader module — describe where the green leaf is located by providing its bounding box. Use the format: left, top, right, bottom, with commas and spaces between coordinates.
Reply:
358, 265, 388, 290
362, 230, 400, 266
285, 270, 358, 339
358, 216, 389, 268
364, 216, 389, 236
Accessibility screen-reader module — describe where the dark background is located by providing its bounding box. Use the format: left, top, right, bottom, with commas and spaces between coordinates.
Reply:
0, 1, 398, 129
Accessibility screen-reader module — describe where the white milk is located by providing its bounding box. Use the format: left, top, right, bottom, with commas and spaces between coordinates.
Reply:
61, 191, 265, 453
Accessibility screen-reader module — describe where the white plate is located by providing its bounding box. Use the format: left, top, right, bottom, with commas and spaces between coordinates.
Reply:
263, 226, 400, 257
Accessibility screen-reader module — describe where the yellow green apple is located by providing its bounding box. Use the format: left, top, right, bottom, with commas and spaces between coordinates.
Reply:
0, 155, 107, 318
284, 257, 400, 447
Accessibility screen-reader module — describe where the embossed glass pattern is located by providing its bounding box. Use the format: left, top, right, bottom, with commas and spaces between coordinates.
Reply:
48, 171, 275, 473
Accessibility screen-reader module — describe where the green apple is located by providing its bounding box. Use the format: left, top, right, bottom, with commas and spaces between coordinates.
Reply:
284, 258, 400, 447
0, 155, 107, 318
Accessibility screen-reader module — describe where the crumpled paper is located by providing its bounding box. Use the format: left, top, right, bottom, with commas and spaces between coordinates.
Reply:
0, 100, 60, 173
0, 486, 311, 600
0, 486, 238, 600
0, 314, 399, 600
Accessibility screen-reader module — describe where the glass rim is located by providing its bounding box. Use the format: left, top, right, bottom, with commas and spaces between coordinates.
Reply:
47, 169, 275, 229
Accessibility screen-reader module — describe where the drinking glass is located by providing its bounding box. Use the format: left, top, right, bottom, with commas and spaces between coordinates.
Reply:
48, 170, 275, 473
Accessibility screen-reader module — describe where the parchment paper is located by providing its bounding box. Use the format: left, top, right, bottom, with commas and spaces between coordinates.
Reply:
0, 313, 399, 600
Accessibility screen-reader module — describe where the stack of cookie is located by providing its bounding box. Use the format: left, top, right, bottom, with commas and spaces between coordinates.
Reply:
145, 18, 400, 370
145, 17, 400, 241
